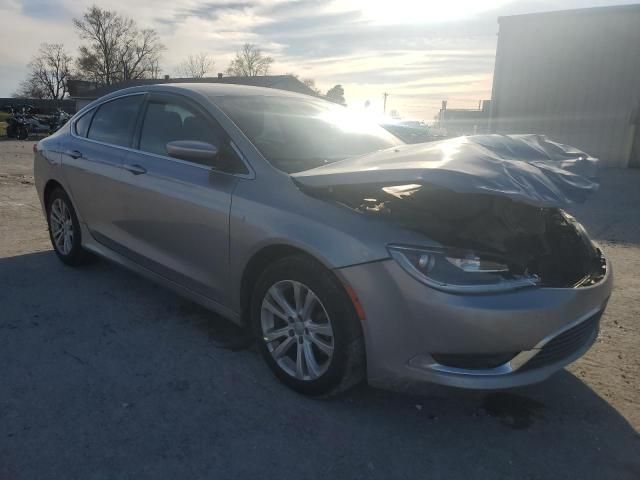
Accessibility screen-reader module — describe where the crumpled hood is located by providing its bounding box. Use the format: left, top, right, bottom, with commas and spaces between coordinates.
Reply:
291, 134, 600, 207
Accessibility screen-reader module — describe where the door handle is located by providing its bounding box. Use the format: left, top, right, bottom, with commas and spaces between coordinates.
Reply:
65, 150, 83, 159
123, 164, 147, 175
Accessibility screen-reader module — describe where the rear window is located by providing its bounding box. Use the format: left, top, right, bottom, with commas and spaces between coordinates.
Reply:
87, 95, 144, 147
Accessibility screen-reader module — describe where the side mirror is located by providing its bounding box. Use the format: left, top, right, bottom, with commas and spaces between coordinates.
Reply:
166, 140, 219, 165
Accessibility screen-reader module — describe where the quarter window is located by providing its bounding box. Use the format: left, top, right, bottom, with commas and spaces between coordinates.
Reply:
87, 95, 144, 147
74, 109, 94, 137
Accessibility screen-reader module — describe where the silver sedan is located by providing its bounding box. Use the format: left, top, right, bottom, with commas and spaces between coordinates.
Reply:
34, 84, 612, 395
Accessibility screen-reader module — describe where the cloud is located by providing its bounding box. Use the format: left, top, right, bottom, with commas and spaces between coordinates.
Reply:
3, 0, 639, 119
160, 0, 256, 24
20, 0, 72, 20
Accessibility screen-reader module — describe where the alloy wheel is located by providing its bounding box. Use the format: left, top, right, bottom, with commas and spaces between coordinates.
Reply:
260, 280, 335, 381
49, 198, 74, 255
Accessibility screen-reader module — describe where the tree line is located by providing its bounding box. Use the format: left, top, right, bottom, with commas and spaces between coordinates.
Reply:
15, 5, 346, 105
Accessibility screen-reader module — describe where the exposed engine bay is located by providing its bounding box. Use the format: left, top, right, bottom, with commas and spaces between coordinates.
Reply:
310, 183, 605, 288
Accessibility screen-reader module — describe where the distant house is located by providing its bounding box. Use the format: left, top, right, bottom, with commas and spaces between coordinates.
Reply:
436, 100, 491, 136
67, 74, 318, 111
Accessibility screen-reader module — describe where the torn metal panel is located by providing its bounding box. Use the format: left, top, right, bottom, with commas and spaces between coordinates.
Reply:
292, 134, 600, 208
307, 182, 604, 288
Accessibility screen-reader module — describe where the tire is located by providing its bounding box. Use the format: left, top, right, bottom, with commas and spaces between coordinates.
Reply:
46, 187, 91, 266
17, 126, 29, 140
251, 255, 365, 396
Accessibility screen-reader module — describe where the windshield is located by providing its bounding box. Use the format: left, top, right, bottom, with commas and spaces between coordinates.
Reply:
214, 95, 403, 173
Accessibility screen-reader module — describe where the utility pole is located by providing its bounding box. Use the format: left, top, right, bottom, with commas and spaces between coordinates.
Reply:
383, 92, 389, 114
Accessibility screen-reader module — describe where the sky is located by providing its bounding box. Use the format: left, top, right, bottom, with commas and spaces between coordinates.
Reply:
0, 0, 638, 120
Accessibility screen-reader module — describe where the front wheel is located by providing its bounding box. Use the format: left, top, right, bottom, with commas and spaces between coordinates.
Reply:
251, 255, 365, 396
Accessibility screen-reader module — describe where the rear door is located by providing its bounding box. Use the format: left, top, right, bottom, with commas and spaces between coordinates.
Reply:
111, 92, 247, 305
62, 93, 145, 242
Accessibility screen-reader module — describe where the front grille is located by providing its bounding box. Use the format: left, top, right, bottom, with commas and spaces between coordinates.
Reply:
520, 312, 601, 371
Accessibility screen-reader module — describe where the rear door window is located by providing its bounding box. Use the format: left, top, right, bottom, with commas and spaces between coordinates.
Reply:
87, 95, 144, 147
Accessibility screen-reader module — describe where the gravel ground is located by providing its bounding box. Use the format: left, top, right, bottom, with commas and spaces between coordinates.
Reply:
1, 139, 638, 479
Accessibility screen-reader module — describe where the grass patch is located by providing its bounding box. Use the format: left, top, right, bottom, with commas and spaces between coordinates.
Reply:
0, 111, 9, 135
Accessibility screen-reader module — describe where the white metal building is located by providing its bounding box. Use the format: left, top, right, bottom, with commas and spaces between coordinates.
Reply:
489, 5, 640, 167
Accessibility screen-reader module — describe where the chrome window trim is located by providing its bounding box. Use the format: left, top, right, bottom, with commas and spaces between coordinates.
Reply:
70, 92, 255, 180
72, 108, 96, 137
72, 91, 146, 141
129, 141, 255, 179
74, 92, 147, 119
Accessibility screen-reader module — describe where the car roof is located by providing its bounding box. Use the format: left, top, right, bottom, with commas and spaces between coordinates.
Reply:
75, 82, 323, 116
96, 82, 315, 103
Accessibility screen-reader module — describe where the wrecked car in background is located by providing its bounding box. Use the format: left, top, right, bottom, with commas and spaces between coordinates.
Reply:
34, 84, 612, 395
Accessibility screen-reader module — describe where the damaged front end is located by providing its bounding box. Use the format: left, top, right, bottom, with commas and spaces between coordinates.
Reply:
310, 183, 605, 291
292, 135, 606, 293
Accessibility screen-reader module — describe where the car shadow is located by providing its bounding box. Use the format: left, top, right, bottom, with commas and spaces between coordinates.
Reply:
1, 249, 638, 479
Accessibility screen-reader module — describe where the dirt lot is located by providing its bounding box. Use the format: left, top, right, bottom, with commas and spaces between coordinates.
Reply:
1, 139, 638, 479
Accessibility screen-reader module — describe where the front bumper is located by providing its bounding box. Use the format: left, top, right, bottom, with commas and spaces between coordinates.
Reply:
337, 257, 612, 390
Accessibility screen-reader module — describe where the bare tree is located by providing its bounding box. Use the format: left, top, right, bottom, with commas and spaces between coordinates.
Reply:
176, 53, 215, 78
286, 73, 321, 95
73, 6, 164, 86
148, 58, 162, 80
15, 43, 72, 99
326, 84, 346, 105
119, 28, 164, 81
14, 76, 48, 99
226, 44, 273, 76
302, 77, 321, 95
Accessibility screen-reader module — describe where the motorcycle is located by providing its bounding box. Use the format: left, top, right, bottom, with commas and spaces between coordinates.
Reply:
4, 105, 71, 139
47, 109, 71, 132
4, 105, 34, 139
5, 114, 30, 140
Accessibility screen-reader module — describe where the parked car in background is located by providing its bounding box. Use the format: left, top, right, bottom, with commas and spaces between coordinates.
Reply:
380, 119, 450, 144
33, 84, 612, 395
398, 120, 428, 129
381, 122, 432, 144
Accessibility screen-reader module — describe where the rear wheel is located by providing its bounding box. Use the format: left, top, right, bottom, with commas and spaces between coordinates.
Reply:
46, 188, 91, 266
251, 255, 365, 396
16, 125, 29, 140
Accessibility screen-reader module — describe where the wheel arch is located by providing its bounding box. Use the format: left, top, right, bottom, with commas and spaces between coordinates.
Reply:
42, 179, 84, 225
243, 244, 367, 394
43, 179, 65, 211
239, 244, 335, 325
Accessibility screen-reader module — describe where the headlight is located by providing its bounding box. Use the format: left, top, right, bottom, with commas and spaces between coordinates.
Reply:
387, 245, 539, 293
